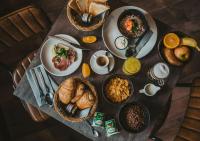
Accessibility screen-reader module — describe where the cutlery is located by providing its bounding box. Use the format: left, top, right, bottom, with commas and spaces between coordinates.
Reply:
106, 51, 111, 72
48, 35, 91, 51
149, 136, 163, 141
31, 70, 45, 102
157, 79, 165, 86
36, 68, 54, 106
125, 30, 153, 57
135, 30, 153, 55
38, 68, 55, 93
86, 120, 100, 137
47, 75, 55, 93
125, 32, 146, 57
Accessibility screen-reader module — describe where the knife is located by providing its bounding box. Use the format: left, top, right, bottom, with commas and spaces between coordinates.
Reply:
125, 30, 153, 57
48, 35, 91, 51
105, 51, 111, 72
31, 69, 45, 104
134, 30, 153, 56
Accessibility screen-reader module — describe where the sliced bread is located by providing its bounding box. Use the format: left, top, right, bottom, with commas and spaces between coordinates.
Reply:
93, 0, 107, 3
68, 0, 80, 13
89, 2, 110, 16
76, 0, 89, 13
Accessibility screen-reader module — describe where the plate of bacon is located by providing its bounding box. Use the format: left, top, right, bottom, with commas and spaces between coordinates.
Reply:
40, 34, 83, 76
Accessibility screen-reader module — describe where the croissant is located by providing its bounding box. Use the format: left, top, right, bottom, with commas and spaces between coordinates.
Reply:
76, 90, 95, 109
62, 78, 76, 90
71, 82, 85, 103
59, 78, 76, 104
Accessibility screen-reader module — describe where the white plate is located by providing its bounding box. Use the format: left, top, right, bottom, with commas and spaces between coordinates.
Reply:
90, 50, 115, 75
40, 34, 83, 76
102, 6, 157, 59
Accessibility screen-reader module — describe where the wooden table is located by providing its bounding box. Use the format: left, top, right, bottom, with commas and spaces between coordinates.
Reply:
13, 1, 185, 141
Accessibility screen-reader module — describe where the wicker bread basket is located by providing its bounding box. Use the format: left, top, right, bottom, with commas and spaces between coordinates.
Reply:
54, 77, 98, 122
66, 0, 107, 31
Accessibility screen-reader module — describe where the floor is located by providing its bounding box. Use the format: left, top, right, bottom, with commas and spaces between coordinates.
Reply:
0, 0, 200, 141
157, 87, 191, 140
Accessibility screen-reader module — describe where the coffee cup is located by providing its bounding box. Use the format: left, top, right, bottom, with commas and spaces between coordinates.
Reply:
152, 63, 169, 79
95, 55, 109, 68
139, 83, 160, 96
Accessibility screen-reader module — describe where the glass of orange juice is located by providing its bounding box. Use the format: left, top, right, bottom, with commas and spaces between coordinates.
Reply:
122, 57, 141, 75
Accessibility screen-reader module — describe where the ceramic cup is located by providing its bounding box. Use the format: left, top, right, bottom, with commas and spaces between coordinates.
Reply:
139, 83, 160, 96
95, 55, 109, 68
150, 63, 169, 79
147, 62, 170, 86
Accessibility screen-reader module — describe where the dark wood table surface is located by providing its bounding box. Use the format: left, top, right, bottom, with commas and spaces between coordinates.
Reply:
13, 1, 188, 141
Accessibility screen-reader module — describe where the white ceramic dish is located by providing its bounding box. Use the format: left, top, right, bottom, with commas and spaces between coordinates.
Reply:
40, 34, 83, 76
90, 50, 115, 75
102, 6, 158, 59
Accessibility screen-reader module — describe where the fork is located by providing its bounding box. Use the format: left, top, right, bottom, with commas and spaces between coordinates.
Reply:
36, 68, 54, 106
31, 70, 45, 102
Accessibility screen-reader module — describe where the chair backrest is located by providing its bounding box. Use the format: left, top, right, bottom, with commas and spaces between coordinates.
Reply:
12, 50, 49, 122
13, 50, 36, 86
0, 5, 50, 66
174, 78, 200, 141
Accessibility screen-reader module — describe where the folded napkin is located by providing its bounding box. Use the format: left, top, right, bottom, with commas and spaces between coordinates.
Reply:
26, 65, 58, 107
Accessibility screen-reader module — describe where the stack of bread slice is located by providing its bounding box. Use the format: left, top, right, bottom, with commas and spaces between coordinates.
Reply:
69, 0, 110, 16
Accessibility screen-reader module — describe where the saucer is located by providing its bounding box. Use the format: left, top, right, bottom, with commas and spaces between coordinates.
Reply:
90, 50, 115, 75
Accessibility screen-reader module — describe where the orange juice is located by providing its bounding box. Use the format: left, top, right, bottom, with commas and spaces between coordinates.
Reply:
122, 57, 141, 75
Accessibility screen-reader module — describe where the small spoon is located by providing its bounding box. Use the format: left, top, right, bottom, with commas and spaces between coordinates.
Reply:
157, 79, 165, 86
37, 68, 54, 107
105, 51, 111, 72
86, 120, 100, 137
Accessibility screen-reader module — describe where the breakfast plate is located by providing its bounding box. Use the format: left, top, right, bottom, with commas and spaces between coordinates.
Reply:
90, 50, 115, 75
40, 34, 83, 76
102, 6, 157, 59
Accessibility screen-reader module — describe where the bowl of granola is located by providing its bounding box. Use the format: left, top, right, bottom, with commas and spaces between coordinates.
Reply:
102, 74, 134, 104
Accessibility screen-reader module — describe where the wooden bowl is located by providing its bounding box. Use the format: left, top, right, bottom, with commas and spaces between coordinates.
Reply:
157, 31, 193, 67
66, 0, 107, 31
118, 102, 150, 133
102, 74, 134, 105
117, 9, 148, 39
54, 77, 98, 122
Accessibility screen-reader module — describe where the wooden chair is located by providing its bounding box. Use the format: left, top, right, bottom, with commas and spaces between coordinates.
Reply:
174, 78, 200, 141
12, 50, 49, 122
0, 5, 51, 122
0, 5, 50, 67
154, 79, 200, 141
